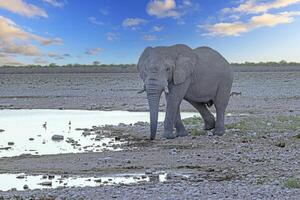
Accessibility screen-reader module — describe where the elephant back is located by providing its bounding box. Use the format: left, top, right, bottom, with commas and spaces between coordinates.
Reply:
193, 46, 229, 68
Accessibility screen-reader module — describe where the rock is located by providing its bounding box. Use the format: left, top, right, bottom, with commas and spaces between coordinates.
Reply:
48, 175, 55, 179
94, 178, 102, 183
16, 174, 26, 179
82, 131, 91, 136
145, 169, 153, 175
0, 129, 4, 133
51, 135, 64, 141
39, 181, 52, 186
23, 184, 29, 190
7, 142, 14, 146
275, 141, 286, 148
29, 138, 34, 141
95, 135, 101, 141
0, 147, 12, 150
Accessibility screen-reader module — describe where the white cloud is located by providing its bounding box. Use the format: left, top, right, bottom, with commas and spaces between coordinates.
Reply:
223, 0, 300, 14
106, 32, 119, 41
202, 11, 300, 36
0, 53, 23, 66
0, 42, 40, 56
146, 0, 179, 18
85, 48, 102, 55
0, 16, 62, 44
0, 15, 62, 57
88, 17, 105, 26
152, 25, 164, 32
48, 52, 64, 59
42, 0, 67, 8
34, 57, 48, 64
122, 18, 147, 27
0, 0, 47, 18
143, 34, 158, 41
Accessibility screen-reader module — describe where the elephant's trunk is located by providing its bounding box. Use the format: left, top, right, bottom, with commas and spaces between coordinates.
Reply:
147, 85, 163, 140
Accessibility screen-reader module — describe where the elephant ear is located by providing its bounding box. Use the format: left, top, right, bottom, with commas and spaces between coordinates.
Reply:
137, 47, 152, 81
173, 54, 195, 85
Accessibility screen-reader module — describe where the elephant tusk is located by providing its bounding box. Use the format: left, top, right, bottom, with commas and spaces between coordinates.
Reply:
164, 86, 169, 94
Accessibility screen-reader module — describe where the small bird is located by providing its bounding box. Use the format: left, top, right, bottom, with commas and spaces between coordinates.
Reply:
68, 121, 72, 131
42, 122, 47, 129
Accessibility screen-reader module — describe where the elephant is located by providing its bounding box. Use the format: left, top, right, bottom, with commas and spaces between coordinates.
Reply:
137, 44, 233, 140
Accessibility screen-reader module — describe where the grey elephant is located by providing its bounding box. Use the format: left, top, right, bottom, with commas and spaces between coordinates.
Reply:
137, 44, 233, 140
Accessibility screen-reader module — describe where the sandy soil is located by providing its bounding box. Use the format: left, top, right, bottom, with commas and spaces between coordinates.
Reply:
0, 66, 299, 115
0, 66, 299, 199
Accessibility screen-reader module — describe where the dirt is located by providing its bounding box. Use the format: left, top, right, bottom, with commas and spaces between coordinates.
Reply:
0, 66, 299, 199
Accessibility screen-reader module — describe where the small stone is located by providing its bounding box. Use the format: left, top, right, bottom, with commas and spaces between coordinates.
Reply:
51, 135, 64, 141
16, 174, 26, 179
115, 136, 121, 141
0, 147, 12, 150
275, 141, 286, 148
0, 129, 5, 133
8, 142, 14, 146
29, 138, 34, 141
23, 184, 29, 190
94, 179, 102, 183
39, 181, 52, 186
48, 175, 55, 179
145, 169, 153, 175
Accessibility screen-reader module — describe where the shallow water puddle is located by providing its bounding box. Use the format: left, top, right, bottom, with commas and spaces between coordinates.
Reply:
0, 109, 198, 157
0, 172, 169, 191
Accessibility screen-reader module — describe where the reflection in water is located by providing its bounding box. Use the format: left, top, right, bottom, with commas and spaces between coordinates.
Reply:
0, 172, 168, 191
0, 110, 199, 157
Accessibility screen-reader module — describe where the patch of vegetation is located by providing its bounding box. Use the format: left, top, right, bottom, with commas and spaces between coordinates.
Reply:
283, 178, 300, 189
225, 115, 300, 134
231, 60, 300, 67
182, 116, 203, 125
256, 178, 265, 185
190, 128, 206, 136
294, 133, 300, 139
274, 141, 286, 148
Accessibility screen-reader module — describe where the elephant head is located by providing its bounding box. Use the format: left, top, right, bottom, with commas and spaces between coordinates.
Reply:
137, 44, 197, 139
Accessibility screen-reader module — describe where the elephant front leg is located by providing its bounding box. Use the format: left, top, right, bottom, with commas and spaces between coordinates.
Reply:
164, 96, 180, 139
164, 81, 190, 139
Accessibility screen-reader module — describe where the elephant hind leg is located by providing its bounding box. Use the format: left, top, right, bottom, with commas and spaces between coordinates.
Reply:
188, 100, 215, 130
213, 89, 231, 136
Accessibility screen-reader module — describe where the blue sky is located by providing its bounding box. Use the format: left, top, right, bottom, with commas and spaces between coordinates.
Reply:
0, 0, 300, 65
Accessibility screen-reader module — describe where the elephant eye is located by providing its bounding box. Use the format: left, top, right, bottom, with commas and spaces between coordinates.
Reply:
166, 67, 170, 71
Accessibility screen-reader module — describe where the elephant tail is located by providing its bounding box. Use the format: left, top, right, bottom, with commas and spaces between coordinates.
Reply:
206, 100, 213, 107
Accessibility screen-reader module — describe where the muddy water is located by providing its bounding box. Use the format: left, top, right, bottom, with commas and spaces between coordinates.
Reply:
0, 109, 198, 157
0, 172, 169, 191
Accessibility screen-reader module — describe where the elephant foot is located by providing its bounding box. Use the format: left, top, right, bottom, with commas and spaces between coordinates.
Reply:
176, 129, 188, 137
163, 132, 176, 139
203, 119, 215, 131
213, 128, 225, 136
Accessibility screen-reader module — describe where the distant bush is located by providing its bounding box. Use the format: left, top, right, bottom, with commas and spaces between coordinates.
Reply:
231, 60, 300, 67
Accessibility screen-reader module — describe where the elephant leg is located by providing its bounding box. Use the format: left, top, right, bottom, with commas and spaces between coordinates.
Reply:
164, 80, 190, 139
188, 100, 215, 130
175, 108, 188, 137
213, 90, 230, 136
